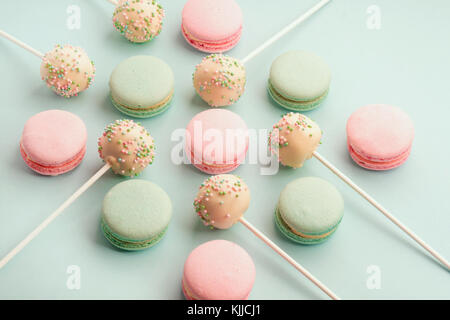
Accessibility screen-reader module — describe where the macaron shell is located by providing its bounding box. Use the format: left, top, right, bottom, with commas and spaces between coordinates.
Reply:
109, 55, 174, 112
182, 0, 243, 42
21, 110, 87, 167
102, 180, 172, 241
182, 240, 255, 300
277, 177, 344, 235
269, 51, 331, 102
185, 109, 248, 167
346, 104, 414, 164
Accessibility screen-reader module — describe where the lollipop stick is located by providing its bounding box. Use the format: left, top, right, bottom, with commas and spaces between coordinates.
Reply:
0, 30, 44, 59
107, 0, 118, 5
240, 0, 331, 64
312, 151, 450, 270
0, 163, 111, 269
239, 217, 340, 300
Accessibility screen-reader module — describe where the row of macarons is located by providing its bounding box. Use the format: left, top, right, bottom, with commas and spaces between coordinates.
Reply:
101, 173, 344, 300
20, 101, 414, 179
41, 47, 331, 113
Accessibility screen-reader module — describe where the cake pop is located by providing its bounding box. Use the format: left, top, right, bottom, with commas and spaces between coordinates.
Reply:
0, 30, 95, 98
112, 0, 164, 43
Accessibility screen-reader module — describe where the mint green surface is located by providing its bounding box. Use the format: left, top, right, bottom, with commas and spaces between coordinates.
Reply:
1, 0, 450, 300
109, 55, 174, 114
277, 177, 344, 235
102, 180, 172, 244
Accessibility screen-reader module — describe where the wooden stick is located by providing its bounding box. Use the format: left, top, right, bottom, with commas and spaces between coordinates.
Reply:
239, 217, 341, 300
0, 30, 44, 58
0, 163, 111, 269
312, 151, 450, 270
240, 0, 331, 64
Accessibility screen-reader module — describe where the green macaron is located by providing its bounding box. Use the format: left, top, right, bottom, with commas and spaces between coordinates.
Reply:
268, 50, 331, 111
101, 179, 172, 250
275, 177, 344, 245
109, 55, 174, 118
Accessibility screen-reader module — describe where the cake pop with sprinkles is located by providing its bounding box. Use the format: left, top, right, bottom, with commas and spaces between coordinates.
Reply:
112, 0, 164, 43
98, 119, 155, 177
40, 44, 95, 98
194, 174, 250, 229
269, 112, 321, 168
193, 54, 246, 107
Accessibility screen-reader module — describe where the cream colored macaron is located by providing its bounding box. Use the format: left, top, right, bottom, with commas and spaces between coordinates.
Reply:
269, 112, 321, 168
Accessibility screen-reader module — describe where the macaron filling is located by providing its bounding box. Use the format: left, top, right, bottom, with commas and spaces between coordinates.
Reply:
186, 143, 246, 174
20, 142, 86, 175
268, 81, 329, 111
110, 90, 173, 118
101, 218, 168, 250
181, 24, 242, 52
348, 142, 412, 170
275, 207, 340, 243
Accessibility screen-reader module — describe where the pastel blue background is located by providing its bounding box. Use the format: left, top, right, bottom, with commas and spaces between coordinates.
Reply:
0, 0, 449, 299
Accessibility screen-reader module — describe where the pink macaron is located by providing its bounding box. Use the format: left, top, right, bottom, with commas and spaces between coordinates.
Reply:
181, 0, 243, 53
182, 240, 256, 300
185, 109, 248, 174
346, 104, 414, 170
20, 110, 87, 175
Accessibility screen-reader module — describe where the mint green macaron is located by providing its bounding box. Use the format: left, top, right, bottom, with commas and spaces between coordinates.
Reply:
275, 177, 344, 245
109, 55, 174, 118
268, 51, 331, 111
101, 179, 172, 250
